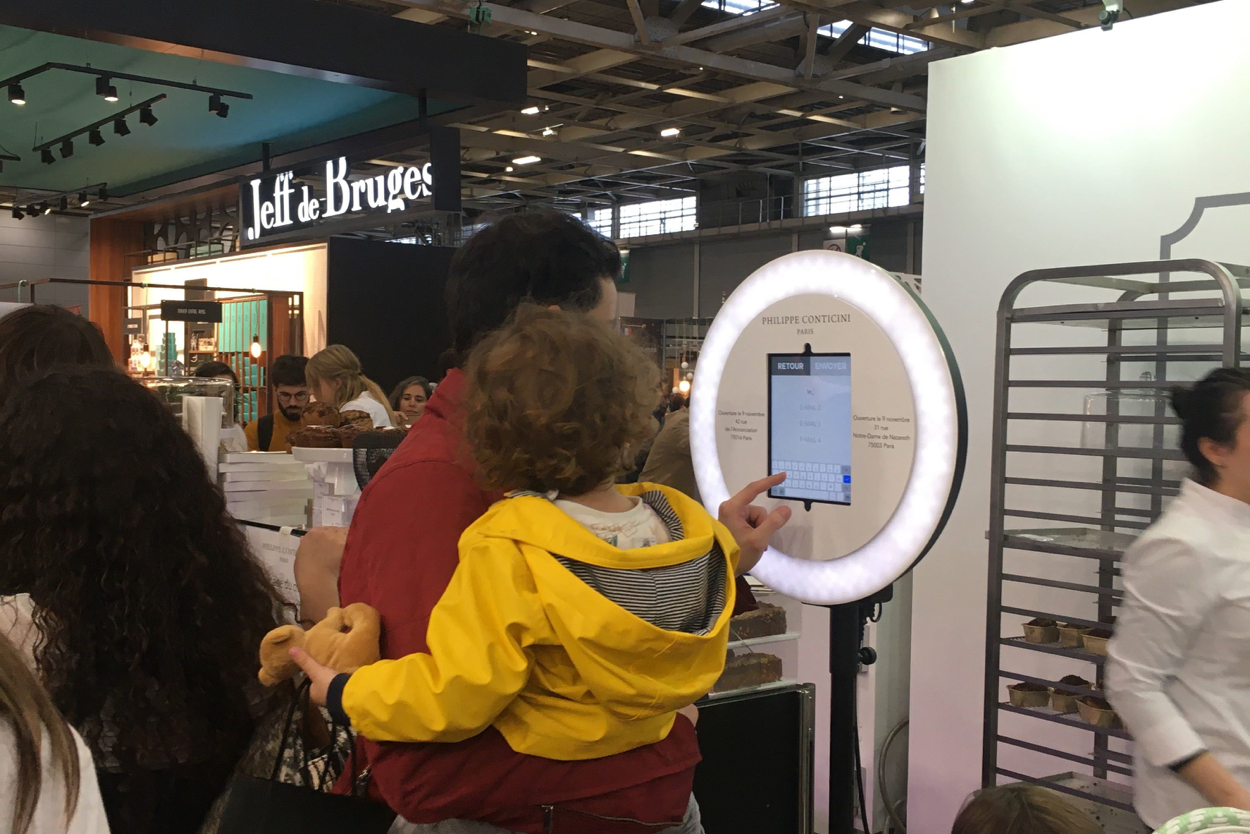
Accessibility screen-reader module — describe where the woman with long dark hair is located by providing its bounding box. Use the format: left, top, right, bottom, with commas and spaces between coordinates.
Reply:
1108, 368, 1250, 826
0, 366, 283, 834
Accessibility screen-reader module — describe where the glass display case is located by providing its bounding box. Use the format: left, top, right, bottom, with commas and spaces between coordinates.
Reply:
709, 581, 803, 699
140, 377, 235, 429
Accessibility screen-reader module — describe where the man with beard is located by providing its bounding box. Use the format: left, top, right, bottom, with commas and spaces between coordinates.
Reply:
245, 353, 310, 452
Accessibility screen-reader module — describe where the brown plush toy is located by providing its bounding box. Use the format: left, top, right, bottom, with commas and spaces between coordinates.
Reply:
258, 603, 382, 686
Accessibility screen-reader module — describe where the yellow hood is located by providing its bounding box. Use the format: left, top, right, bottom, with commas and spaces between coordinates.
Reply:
341, 483, 740, 760
470, 484, 739, 726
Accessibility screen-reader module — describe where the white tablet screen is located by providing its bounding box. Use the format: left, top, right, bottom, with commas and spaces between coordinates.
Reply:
768, 353, 852, 505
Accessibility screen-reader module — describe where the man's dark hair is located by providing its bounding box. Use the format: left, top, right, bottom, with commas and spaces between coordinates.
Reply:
194, 361, 238, 385
270, 354, 308, 388
0, 304, 113, 391
446, 210, 621, 362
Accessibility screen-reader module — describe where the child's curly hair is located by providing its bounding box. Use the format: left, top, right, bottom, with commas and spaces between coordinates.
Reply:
464, 305, 660, 496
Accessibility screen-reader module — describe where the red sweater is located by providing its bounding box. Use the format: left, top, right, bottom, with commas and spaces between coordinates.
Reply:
337, 369, 701, 833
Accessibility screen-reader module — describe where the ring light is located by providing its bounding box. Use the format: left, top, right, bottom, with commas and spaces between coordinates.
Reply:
690, 250, 966, 606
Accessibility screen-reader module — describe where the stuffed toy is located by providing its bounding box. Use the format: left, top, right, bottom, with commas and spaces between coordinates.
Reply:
258, 603, 382, 686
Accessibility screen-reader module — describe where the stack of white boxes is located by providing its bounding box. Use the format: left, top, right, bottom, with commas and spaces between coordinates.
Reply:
220, 451, 313, 527
292, 447, 361, 528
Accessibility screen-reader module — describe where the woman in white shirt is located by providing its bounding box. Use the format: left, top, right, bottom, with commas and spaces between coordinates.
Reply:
0, 633, 109, 834
1108, 368, 1250, 826
305, 345, 394, 428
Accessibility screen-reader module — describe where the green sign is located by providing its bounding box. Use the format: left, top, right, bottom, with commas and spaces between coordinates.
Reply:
619, 250, 631, 285
847, 236, 870, 261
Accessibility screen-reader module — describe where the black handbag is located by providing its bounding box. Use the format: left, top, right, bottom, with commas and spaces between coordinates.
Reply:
216, 680, 397, 834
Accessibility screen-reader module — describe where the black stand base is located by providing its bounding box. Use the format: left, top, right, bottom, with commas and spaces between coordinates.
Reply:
827, 587, 893, 834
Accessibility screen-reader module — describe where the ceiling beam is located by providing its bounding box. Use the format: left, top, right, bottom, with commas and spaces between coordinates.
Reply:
664, 5, 794, 46
824, 22, 869, 63
799, 13, 820, 79
626, 0, 653, 43
698, 11, 807, 51
391, 0, 927, 111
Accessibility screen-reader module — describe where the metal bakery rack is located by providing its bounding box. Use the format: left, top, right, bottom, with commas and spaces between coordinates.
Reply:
982, 259, 1250, 826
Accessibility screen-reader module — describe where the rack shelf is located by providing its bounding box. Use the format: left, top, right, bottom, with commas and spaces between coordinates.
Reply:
727, 631, 800, 651
984, 258, 1250, 810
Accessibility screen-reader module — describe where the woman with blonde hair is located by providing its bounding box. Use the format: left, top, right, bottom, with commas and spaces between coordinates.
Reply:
0, 631, 109, 834
305, 345, 393, 428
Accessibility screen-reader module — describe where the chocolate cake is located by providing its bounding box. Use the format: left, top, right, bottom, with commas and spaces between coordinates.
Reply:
288, 426, 342, 448
729, 604, 788, 641
339, 410, 374, 430
302, 403, 341, 427
338, 425, 364, 448
713, 653, 783, 693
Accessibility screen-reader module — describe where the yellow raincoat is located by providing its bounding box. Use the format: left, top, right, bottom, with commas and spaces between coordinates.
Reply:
340, 483, 739, 760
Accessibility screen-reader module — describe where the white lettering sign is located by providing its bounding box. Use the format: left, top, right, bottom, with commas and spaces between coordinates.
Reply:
244, 155, 433, 243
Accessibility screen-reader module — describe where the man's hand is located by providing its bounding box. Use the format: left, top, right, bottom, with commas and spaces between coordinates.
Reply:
719, 473, 792, 575
290, 646, 338, 707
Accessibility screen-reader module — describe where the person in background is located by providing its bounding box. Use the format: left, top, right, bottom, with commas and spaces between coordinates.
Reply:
0, 632, 110, 834
194, 360, 247, 452
295, 309, 785, 834
0, 304, 113, 385
333, 210, 785, 833
641, 391, 699, 504
245, 354, 309, 452
951, 784, 1103, 834
194, 360, 238, 386
0, 367, 284, 834
305, 345, 393, 429
389, 376, 432, 424
1108, 368, 1250, 826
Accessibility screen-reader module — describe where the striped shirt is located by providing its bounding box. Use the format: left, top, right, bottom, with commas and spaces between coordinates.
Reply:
516, 490, 728, 636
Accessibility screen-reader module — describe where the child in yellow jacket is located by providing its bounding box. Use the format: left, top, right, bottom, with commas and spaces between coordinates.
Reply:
294, 306, 789, 761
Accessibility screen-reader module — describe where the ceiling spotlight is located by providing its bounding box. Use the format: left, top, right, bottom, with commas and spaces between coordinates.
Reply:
96, 76, 118, 102
11, 206, 22, 220
8, 83, 25, 105
542, 127, 556, 136
58, 196, 68, 212
139, 106, 157, 126
60, 139, 73, 159
521, 106, 541, 115
88, 128, 104, 147
208, 93, 229, 118
113, 117, 130, 136
78, 191, 90, 207
505, 165, 514, 172
41, 204, 51, 216
98, 185, 109, 202
528, 29, 539, 35
40, 148, 55, 165
961, 0, 974, 4
512, 155, 541, 165
660, 127, 681, 137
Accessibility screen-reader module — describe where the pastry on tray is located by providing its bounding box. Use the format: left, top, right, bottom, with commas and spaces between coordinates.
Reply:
339, 410, 374, 430
729, 604, 788, 641
1050, 675, 1090, 714
713, 653, 783, 693
1022, 618, 1060, 644
1077, 695, 1120, 728
288, 426, 342, 448
302, 402, 342, 427
1007, 681, 1050, 708
338, 425, 364, 449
